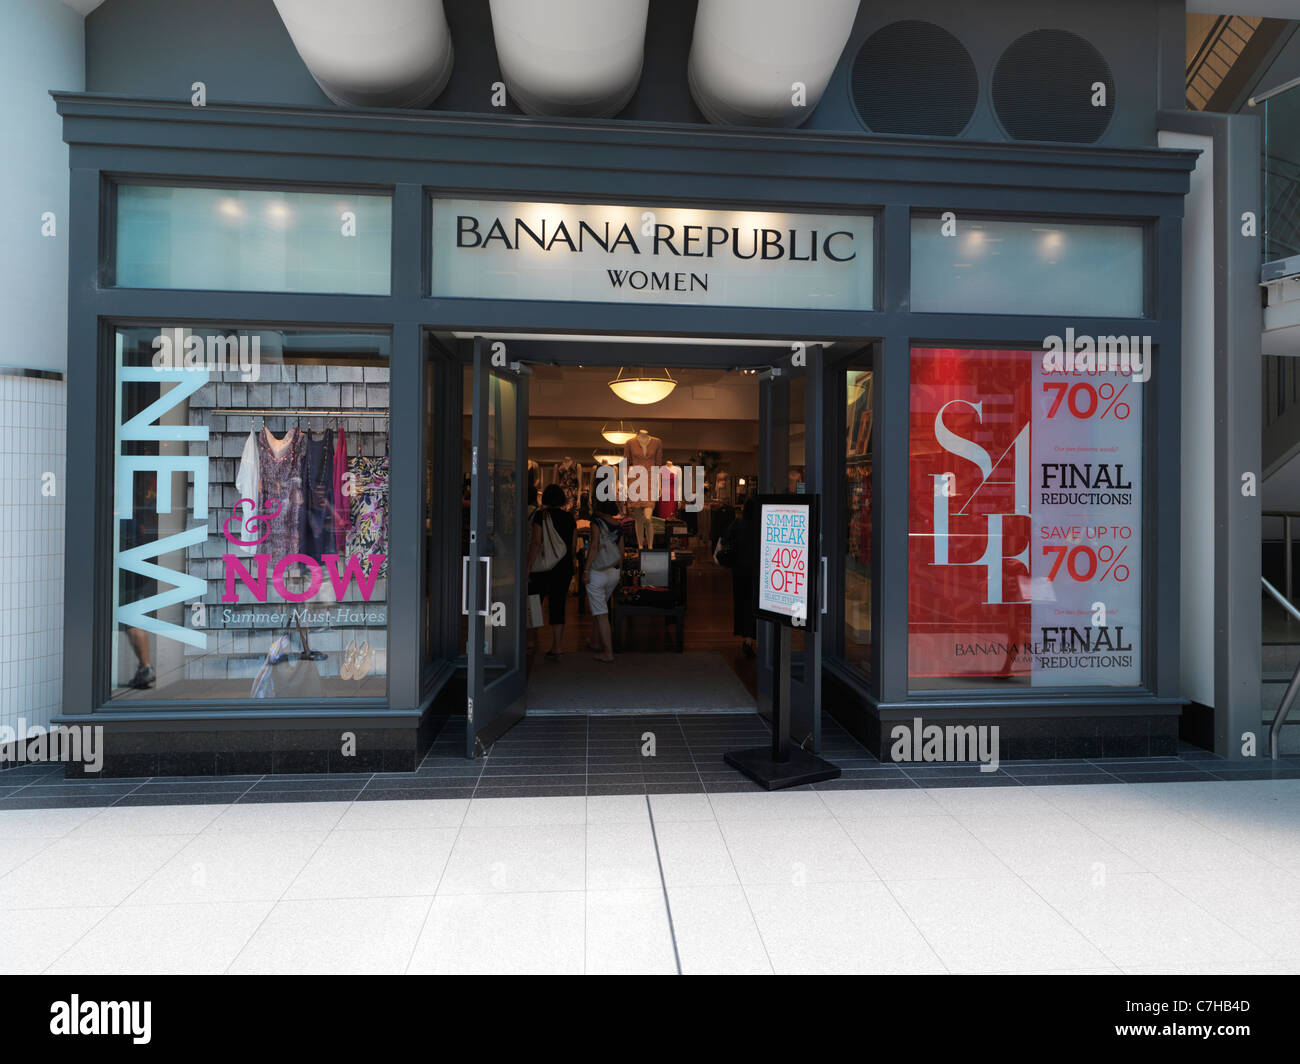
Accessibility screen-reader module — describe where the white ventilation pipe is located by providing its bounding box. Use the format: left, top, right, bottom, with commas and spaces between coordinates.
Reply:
688, 0, 861, 127
273, 0, 454, 108
489, 0, 650, 118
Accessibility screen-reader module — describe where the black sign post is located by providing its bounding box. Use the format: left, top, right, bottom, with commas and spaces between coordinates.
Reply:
724, 494, 841, 790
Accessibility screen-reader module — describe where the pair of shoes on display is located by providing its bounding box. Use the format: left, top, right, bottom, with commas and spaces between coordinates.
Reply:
341, 640, 374, 680
127, 665, 155, 689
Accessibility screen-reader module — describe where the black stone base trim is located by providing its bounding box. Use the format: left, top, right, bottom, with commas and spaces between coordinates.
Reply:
55, 673, 466, 779
63, 722, 422, 778
824, 667, 1188, 760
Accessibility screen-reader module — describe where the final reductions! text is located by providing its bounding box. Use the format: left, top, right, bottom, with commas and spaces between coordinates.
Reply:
908, 347, 1140, 686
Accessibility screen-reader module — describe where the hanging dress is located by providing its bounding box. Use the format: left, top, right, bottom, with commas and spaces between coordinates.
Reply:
346, 453, 390, 579
302, 429, 336, 563
333, 426, 350, 553
257, 427, 308, 565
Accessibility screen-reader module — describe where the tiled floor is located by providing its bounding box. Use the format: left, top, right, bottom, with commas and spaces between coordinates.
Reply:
2, 779, 1299, 974
2, 712, 1298, 810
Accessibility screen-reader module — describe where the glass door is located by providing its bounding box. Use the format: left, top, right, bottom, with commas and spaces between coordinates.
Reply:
758, 344, 825, 751
464, 337, 529, 756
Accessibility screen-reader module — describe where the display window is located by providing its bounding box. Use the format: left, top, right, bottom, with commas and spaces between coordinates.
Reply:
110, 327, 391, 702
908, 346, 1143, 690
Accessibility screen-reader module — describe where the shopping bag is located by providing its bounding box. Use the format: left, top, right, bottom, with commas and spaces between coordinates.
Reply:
527, 593, 545, 628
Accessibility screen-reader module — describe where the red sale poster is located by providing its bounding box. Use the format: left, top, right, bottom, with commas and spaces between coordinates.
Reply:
909, 346, 1142, 687
909, 348, 1033, 682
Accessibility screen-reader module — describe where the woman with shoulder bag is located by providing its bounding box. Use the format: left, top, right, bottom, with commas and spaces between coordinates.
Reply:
584, 499, 624, 663
527, 484, 577, 660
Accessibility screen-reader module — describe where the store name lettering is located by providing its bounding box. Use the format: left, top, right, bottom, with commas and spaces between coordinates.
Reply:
455, 215, 856, 264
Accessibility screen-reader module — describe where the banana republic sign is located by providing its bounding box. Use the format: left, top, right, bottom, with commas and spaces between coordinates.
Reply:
431, 198, 874, 311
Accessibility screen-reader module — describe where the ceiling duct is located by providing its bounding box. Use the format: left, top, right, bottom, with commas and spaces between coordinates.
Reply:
688, 0, 861, 127
489, 0, 650, 118
273, 0, 454, 108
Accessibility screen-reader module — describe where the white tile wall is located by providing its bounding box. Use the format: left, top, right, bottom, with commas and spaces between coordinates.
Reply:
0, 375, 65, 735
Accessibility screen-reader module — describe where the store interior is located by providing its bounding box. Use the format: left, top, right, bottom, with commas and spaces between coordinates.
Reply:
463, 362, 782, 713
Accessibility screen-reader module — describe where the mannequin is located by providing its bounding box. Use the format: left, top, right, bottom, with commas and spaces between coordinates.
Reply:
624, 429, 663, 549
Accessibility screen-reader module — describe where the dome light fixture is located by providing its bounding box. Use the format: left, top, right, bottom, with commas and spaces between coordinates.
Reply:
601, 421, 637, 445
592, 450, 624, 465
608, 367, 677, 405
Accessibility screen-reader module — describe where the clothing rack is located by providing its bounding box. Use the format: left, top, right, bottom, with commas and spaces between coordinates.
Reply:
209, 408, 389, 418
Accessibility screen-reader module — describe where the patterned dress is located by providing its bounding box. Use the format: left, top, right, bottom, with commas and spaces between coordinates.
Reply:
257, 427, 307, 564
346, 454, 390, 579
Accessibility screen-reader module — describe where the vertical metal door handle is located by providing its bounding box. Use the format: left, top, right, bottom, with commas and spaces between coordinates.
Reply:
479, 556, 493, 618
461, 556, 470, 616
820, 555, 828, 614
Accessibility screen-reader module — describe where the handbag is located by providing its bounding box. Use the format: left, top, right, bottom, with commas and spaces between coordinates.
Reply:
591, 518, 623, 571
530, 511, 566, 573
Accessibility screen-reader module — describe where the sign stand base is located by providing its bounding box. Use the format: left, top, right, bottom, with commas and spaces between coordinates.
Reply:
725, 621, 840, 791
724, 745, 841, 790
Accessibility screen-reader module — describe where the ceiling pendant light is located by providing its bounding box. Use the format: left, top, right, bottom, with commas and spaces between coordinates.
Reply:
592, 450, 624, 465
601, 421, 637, 445
608, 366, 677, 405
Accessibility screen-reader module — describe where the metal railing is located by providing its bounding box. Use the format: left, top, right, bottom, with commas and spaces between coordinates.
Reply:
1251, 76, 1300, 262
1263, 509, 1300, 600
1261, 577, 1300, 759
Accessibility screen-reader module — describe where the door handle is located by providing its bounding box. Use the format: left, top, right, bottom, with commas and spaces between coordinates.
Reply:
479, 556, 493, 618
463, 555, 492, 617
820, 555, 828, 614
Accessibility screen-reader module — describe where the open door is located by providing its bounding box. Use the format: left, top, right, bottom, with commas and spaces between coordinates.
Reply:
464, 337, 529, 757
758, 344, 825, 752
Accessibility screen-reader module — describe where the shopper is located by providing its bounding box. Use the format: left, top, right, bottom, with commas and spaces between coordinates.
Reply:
527, 483, 577, 660
584, 498, 624, 663
721, 496, 759, 659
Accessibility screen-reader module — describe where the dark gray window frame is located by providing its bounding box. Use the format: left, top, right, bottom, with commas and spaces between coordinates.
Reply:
55, 94, 1196, 728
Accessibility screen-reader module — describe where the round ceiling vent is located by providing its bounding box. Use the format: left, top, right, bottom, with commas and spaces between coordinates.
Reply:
992, 29, 1114, 143
850, 21, 977, 137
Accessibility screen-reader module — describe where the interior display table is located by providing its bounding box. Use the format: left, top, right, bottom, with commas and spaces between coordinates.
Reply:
610, 551, 692, 653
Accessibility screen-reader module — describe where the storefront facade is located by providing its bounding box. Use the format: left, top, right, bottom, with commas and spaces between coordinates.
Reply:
48, 85, 1200, 776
